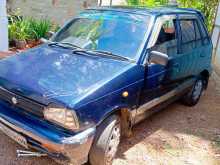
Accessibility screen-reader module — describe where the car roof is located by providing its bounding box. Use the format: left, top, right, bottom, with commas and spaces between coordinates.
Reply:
87, 6, 203, 18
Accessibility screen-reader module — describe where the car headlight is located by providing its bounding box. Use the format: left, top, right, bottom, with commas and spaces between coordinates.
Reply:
43, 107, 79, 130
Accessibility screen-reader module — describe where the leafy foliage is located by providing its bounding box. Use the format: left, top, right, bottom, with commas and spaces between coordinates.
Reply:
27, 18, 52, 40
126, 0, 219, 32
177, 0, 219, 32
70, 19, 105, 49
8, 10, 54, 41
127, 0, 168, 6
8, 15, 30, 41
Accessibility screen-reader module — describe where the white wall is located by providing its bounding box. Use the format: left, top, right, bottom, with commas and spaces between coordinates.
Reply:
7, 0, 98, 25
212, 3, 220, 70
0, 0, 8, 51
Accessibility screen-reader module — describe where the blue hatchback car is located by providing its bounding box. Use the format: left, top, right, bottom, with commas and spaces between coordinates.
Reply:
0, 6, 212, 165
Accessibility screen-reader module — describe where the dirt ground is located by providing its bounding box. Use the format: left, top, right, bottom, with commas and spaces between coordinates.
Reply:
1, 72, 220, 165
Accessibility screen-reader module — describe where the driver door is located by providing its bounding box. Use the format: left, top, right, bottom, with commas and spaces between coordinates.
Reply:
136, 16, 179, 123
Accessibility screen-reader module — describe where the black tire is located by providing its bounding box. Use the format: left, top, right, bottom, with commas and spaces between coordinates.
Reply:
182, 78, 204, 106
89, 115, 121, 165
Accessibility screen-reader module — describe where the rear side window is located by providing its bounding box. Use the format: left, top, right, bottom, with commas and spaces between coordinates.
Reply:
180, 20, 195, 44
179, 19, 205, 53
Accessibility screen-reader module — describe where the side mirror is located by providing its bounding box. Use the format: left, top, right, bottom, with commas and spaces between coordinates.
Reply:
40, 38, 50, 43
148, 51, 169, 66
47, 31, 55, 38
40, 31, 55, 43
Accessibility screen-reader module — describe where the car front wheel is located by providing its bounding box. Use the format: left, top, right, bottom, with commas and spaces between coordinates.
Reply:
89, 115, 121, 165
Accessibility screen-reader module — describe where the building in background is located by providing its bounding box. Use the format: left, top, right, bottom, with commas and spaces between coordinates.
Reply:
212, 2, 220, 71
6, 0, 129, 25
7, 0, 98, 25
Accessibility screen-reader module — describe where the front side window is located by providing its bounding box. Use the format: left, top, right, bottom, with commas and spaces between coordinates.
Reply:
53, 10, 151, 60
153, 19, 178, 56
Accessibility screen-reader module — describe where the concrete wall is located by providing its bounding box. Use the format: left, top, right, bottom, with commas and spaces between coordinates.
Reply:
212, 3, 220, 70
7, 0, 98, 25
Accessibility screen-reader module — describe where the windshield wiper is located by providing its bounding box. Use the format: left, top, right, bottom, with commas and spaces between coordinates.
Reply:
60, 42, 82, 49
72, 49, 133, 62
72, 49, 135, 62
91, 50, 135, 62
48, 42, 82, 50
48, 42, 69, 49
71, 49, 99, 59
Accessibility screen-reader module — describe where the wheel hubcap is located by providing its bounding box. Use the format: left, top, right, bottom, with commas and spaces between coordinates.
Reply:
192, 80, 203, 101
106, 123, 121, 165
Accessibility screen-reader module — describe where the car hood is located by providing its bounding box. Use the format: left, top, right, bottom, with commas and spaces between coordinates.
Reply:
0, 45, 131, 107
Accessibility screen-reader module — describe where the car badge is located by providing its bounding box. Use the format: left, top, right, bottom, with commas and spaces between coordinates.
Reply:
11, 97, 18, 105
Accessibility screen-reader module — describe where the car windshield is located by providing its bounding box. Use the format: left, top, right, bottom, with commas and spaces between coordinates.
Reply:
52, 10, 151, 60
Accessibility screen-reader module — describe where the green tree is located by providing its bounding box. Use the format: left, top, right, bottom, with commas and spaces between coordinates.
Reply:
127, 0, 219, 32
177, 0, 219, 32
127, 0, 168, 6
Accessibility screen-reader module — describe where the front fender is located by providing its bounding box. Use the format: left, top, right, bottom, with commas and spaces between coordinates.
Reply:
96, 104, 133, 126
74, 81, 142, 130
73, 65, 145, 131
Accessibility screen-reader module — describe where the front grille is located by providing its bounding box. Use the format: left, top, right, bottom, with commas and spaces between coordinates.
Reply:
0, 87, 45, 117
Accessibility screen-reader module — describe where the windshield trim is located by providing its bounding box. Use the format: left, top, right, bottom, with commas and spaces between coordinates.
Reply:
134, 15, 154, 62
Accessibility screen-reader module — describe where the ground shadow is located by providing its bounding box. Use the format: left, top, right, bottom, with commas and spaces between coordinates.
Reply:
115, 78, 220, 161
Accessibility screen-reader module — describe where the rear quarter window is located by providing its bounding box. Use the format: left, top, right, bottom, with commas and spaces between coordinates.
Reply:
197, 19, 210, 45
194, 20, 202, 40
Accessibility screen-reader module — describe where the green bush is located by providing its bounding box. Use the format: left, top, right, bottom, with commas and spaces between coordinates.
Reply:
127, 0, 168, 6
27, 18, 52, 40
8, 14, 53, 41
177, 0, 219, 32
8, 15, 30, 41
127, 0, 140, 5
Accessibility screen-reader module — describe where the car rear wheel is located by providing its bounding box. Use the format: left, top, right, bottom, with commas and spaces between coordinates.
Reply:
89, 115, 121, 165
182, 78, 204, 106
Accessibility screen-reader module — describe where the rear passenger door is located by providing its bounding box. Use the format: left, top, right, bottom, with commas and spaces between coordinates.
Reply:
196, 18, 213, 71
167, 15, 208, 81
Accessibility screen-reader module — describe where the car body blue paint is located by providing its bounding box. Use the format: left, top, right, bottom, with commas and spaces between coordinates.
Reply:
0, 6, 213, 163
0, 44, 133, 106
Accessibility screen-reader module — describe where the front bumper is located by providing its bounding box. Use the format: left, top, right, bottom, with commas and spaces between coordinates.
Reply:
0, 102, 96, 165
